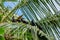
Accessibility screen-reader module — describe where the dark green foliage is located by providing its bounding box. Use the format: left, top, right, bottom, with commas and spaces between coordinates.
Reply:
0, 14, 3, 21
0, 27, 4, 34
25, 29, 33, 40
0, 36, 5, 40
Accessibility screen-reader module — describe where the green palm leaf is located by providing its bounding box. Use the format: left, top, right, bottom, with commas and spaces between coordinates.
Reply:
0, 0, 60, 40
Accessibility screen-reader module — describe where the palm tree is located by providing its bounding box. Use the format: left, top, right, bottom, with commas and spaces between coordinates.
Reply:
0, 0, 60, 40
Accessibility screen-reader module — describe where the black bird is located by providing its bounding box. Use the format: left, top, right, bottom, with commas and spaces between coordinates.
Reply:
12, 15, 28, 24
12, 15, 23, 22
12, 16, 42, 30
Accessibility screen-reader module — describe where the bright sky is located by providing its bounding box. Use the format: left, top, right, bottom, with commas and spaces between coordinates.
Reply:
4, 2, 23, 16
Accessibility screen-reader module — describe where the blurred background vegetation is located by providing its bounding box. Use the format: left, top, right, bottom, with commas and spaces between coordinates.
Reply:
0, 0, 60, 40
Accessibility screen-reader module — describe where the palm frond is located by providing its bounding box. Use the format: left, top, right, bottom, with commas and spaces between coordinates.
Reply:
0, 0, 60, 40
0, 22, 52, 40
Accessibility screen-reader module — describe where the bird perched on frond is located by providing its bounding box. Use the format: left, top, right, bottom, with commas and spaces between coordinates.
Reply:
12, 15, 42, 30
12, 14, 28, 24
12, 14, 23, 22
